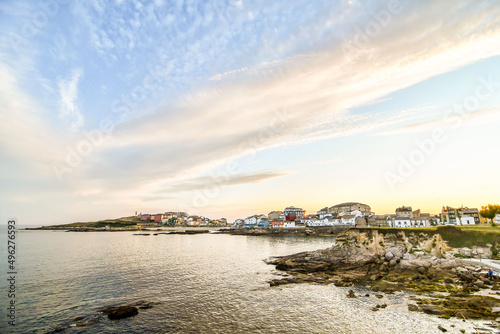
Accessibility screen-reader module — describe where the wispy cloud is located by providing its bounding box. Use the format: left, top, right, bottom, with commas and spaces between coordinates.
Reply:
1, 0, 500, 224
153, 170, 288, 194
58, 68, 84, 131
376, 108, 500, 136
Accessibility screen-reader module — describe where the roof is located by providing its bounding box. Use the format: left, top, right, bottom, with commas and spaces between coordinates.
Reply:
342, 215, 356, 219
396, 206, 412, 212
284, 206, 304, 211
330, 202, 370, 208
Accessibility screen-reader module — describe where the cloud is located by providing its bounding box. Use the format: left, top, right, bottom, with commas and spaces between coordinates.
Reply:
2, 0, 500, 224
66, 0, 500, 203
58, 68, 84, 131
376, 108, 500, 136
154, 170, 289, 194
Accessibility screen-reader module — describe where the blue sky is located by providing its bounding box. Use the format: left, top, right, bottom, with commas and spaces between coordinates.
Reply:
1, 0, 499, 225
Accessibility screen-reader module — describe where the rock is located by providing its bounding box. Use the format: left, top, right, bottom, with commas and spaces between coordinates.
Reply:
52, 324, 68, 332
347, 290, 356, 298
460, 248, 472, 257
375, 294, 384, 299
134, 301, 154, 310
444, 278, 453, 284
370, 274, 382, 281
474, 280, 485, 288
385, 252, 395, 261
438, 325, 447, 332
418, 266, 427, 274
389, 259, 398, 267
408, 304, 419, 312
455, 309, 483, 319
102, 306, 139, 320
371, 307, 379, 311
492, 284, 499, 291
365, 294, 370, 297
422, 307, 445, 315
380, 303, 387, 309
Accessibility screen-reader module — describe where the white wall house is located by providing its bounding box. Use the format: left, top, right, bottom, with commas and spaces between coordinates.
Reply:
244, 216, 258, 225
283, 221, 296, 228
458, 216, 475, 225
391, 218, 411, 228
496, 214, 500, 225
341, 215, 356, 225
389, 218, 431, 228
303, 217, 347, 226
302, 218, 324, 227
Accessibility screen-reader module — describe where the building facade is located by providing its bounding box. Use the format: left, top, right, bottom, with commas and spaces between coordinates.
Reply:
441, 206, 480, 225
283, 206, 305, 219
395, 206, 413, 218
328, 202, 371, 217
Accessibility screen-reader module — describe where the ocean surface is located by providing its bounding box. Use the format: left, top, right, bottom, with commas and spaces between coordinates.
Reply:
0, 226, 483, 333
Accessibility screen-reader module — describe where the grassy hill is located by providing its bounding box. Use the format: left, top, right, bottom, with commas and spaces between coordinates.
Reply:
40, 216, 142, 229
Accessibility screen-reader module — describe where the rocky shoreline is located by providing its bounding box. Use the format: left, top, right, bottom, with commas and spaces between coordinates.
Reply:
268, 228, 500, 326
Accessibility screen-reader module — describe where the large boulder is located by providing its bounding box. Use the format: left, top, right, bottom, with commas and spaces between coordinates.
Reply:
102, 306, 139, 320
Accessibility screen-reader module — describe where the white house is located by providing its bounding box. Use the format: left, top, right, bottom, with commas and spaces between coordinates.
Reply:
341, 215, 356, 225
391, 218, 412, 228
244, 216, 258, 226
283, 221, 296, 228
302, 218, 324, 227
496, 214, 500, 225
458, 215, 475, 225
233, 219, 244, 227
389, 218, 431, 228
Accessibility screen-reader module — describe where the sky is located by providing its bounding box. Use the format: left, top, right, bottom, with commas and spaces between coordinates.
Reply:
1, 0, 500, 226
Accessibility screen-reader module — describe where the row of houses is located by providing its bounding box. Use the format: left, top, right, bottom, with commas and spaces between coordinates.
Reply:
235, 203, 371, 228
235, 203, 497, 229
138, 211, 228, 227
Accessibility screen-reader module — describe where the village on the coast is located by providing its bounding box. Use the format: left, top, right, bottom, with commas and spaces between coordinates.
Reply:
137, 202, 500, 229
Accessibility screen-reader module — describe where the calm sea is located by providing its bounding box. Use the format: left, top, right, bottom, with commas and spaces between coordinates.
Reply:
0, 226, 480, 333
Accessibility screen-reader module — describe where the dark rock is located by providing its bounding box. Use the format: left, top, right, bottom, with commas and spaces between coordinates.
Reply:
365, 294, 370, 297
75, 321, 95, 327
380, 303, 387, 309
347, 290, 356, 298
443, 278, 453, 284
438, 325, 447, 332
375, 294, 384, 299
408, 304, 419, 312
422, 307, 445, 315
52, 324, 68, 332
102, 306, 139, 320
371, 307, 379, 311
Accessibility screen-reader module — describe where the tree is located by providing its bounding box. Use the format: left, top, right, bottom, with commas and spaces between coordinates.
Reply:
479, 204, 500, 226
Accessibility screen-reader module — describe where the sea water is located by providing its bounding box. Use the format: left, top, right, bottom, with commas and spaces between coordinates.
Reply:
0, 227, 482, 333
